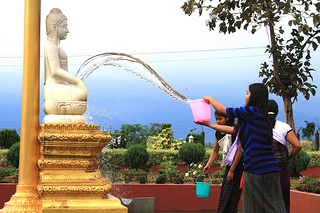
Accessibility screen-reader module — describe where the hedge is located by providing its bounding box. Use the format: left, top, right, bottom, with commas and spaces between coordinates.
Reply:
97, 149, 320, 168
307, 151, 320, 167
97, 148, 223, 167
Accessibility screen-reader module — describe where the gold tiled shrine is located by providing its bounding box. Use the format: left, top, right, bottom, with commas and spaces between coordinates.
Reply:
37, 123, 126, 212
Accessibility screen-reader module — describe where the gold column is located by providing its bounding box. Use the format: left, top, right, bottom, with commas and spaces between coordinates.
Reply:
1, 0, 42, 212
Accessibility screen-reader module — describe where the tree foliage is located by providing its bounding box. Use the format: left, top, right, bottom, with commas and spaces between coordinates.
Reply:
0, 129, 20, 149
181, 0, 320, 130
108, 132, 127, 149
118, 123, 162, 147
6, 142, 20, 168
186, 133, 204, 146
302, 121, 316, 140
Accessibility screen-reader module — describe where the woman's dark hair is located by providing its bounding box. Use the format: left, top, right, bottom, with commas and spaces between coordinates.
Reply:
247, 83, 269, 110
235, 83, 272, 144
214, 111, 235, 126
268, 99, 279, 128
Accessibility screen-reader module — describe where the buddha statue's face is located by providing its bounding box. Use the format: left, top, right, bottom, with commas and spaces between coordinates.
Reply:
57, 20, 69, 40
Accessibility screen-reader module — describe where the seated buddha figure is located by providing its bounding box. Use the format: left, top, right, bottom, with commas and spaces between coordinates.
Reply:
43, 8, 88, 123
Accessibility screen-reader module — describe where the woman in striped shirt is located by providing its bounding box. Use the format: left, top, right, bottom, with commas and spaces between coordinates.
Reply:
202, 83, 286, 213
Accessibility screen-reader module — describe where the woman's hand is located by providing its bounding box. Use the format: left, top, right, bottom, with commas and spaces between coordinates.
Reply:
202, 165, 210, 174
193, 120, 211, 126
227, 170, 234, 183
203, 95, 213, 103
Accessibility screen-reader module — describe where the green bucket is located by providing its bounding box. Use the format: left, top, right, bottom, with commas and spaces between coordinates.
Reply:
196, 174, 212, 198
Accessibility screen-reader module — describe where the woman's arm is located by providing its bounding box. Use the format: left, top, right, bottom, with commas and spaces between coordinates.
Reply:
227, 143, 242, 183
203, 138, 220, 174
286, 131, 302, 160
203, 95, 227, 116
194, 121, 234, 134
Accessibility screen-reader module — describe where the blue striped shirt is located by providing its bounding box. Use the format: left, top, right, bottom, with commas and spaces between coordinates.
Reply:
226, 106, 279, 174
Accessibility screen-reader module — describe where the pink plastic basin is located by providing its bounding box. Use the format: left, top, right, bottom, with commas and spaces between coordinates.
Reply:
189, 99, 211, 122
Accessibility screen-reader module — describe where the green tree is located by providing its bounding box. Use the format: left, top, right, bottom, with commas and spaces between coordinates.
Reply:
156, 127, 174, 149
302, 121, 316, 140
0, 129, 20, 149
181, 0, 320, 131
186, 133, 204, 146
109, 132, 127, 149
119, 123, 163, 147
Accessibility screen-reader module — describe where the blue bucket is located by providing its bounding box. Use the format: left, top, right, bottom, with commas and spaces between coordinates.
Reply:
196, 181, 211, 198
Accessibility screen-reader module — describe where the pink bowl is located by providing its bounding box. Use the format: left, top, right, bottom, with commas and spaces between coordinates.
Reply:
189, 99, 211, 122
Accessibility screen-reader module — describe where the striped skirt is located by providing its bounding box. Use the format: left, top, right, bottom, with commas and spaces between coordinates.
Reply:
217, 162, 243, 213
243, 171, 286, 213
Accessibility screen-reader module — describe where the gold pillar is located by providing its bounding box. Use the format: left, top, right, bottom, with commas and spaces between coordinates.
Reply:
1, 0, 42, 212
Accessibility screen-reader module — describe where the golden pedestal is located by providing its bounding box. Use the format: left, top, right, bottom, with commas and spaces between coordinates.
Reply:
37, 123, 127, 213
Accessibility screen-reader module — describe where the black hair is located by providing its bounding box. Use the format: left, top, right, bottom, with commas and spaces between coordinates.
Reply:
214, 111, 235, 126
235, 83, 272, 144
268, 99, 279, 128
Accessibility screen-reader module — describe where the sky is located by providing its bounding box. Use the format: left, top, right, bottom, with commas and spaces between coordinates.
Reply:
0, 0, 319, 142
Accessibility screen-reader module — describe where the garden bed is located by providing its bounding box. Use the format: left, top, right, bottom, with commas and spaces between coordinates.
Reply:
1, 183, 320, 212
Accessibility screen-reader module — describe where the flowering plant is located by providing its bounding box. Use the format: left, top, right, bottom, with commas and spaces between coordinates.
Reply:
159, 156, 184, 184
0, 162, 19, 183
185, 163, 206, 183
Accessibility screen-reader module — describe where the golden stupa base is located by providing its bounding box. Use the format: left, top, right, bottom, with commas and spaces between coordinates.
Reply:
1, 185, 42, 212
42, 196, 126, 213
38, 123, 127, 213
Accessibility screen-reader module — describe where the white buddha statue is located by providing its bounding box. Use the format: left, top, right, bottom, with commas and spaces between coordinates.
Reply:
43, 8, 88, 123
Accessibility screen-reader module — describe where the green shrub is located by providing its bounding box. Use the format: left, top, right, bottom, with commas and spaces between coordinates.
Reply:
307, 151, 320, 167
178, 143, 206, 165
156, 169, 168, 184
172, 172, 184, 184
136, 170, 148, 184
123, 145, 150, 170
186, 133, 204, 146
0, 129, 20, 149
123, 168, 135, 183
0, 149, 9, 165
97, 148, 223, 167
7, 142, 20, 168
296, 176, 320, 194
290, 149, 310, 177
0, 163, 19, 183
100, 165, 123, 183
300, 140, 314, 151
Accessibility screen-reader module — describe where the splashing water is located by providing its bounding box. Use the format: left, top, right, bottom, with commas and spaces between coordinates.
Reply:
75, 52, 190, 104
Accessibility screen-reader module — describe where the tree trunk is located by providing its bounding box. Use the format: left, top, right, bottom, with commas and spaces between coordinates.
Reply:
268, 20, 296, 132
282, 94, 295, 132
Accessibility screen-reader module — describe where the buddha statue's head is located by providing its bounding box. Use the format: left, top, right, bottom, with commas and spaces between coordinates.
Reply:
46, 8, 68, 42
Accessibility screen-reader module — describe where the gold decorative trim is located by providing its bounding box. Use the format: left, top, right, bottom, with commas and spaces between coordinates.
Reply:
38, 184, 111, 195
40, 172, 103, 182
40, 123, 100, 131
38, 132, 111, 143
38, 158, 98, 169
1, 195, 42, 212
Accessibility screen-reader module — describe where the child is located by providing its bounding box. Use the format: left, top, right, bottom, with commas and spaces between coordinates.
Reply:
196, 111, 243, 213
268, 100, 302, 213
201, 83, 286, 212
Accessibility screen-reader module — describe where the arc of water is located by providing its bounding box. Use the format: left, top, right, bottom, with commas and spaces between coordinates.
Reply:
76, 52, 190, 104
